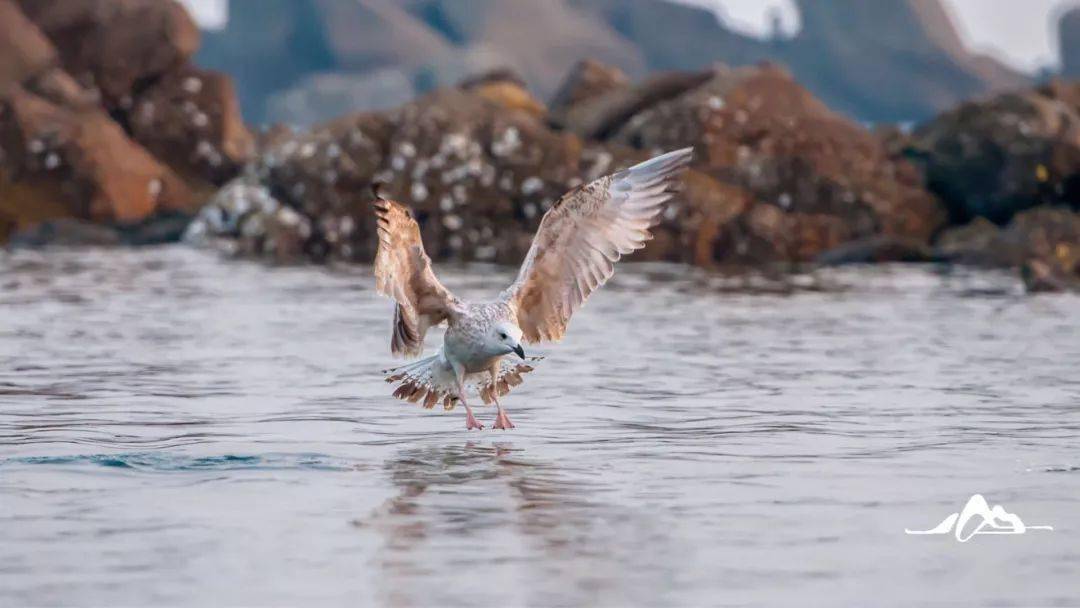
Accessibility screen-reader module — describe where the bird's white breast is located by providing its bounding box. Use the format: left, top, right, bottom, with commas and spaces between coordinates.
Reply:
443, 302, 512, 372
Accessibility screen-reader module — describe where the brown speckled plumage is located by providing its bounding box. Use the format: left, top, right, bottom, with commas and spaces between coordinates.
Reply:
373, 148, 693, 426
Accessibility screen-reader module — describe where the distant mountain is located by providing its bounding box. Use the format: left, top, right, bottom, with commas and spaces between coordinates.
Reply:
778, 0, 1031, 121
195, 0, 1030, 125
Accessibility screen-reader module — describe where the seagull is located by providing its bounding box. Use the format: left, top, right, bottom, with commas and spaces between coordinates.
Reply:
374, 147, 693, 430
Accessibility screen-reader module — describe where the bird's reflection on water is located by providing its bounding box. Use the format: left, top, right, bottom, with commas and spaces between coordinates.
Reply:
370, 442, 597, 537
364, 442, 683, 606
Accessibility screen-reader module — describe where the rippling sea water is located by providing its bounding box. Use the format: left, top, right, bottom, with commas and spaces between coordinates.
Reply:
1, 247, 1078, 607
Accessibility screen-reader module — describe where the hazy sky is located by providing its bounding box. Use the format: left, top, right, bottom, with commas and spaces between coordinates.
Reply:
178, 0, 1080, 73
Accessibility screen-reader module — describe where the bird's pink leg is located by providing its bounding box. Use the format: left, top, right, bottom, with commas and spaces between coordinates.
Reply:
463, 403, 484, 431
457, 378, 483, 431
491, 394, 515, 430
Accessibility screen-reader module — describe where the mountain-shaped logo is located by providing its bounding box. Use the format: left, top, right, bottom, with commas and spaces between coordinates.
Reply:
906, 494, 1053, 542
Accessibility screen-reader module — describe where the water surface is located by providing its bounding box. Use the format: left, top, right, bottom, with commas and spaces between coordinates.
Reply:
1, 247, 1078, 606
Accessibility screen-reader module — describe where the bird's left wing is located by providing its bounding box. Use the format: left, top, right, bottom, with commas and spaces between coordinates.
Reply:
501, 147, 693, 343
373, 188, 461, 358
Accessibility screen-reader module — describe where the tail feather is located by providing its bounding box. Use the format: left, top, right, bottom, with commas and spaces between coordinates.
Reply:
383, 355, 543, 409
474, 357, 543, 405
383, 354, 458, 409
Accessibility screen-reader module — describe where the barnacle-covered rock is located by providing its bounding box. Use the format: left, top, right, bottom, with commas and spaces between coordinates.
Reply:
198, 63, 954, 268
0, 85, 192, 238
14, 0, 199, 112
130, 66, 255, 195
0, 0, 248, 244
911, 82, 1080, 224
239, 85, 584, 263
609, 63, 947, 264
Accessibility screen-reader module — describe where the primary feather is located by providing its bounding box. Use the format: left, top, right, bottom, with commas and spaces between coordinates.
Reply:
372, 185, 462, 358
500, 147, 693, 343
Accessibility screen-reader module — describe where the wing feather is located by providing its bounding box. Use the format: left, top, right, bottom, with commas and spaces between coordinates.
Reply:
501, 148, 693, 343
372, 187, 460, 358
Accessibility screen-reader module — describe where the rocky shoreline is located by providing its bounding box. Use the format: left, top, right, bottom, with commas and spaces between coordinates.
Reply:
1, 0, 1077, 291
0, 0, 252, 240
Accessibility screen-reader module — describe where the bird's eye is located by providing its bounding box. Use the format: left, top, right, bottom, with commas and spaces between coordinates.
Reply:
499, 332, 507, 339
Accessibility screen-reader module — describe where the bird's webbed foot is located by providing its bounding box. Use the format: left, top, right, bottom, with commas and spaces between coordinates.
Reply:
492, 404, 515, 430
464, 404, 484, 430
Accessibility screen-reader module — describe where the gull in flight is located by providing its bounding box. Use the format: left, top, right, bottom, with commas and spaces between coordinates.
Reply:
373, 147, 693, 430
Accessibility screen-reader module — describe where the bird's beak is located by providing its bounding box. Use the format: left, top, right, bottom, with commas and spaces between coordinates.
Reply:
512, 344, 525, 359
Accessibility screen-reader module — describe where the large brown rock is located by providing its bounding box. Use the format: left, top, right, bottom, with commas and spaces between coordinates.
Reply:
912, 84, 1080, 224
129, 66, 255, 195
15, 0, 200, 111
607, 64, 946, 264
0, 0, 254, 244
0, 85, 192, 240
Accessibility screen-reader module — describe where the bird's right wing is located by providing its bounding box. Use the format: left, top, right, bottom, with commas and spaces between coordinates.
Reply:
501, 148, 693, 343
373, 189, 461, 358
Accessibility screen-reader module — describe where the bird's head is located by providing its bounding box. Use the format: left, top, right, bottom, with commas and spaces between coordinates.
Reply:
489, 321, 525, 359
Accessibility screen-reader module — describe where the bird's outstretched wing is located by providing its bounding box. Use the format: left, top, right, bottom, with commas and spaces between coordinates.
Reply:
500, 148, 693, 343
373, 186, 461, 358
